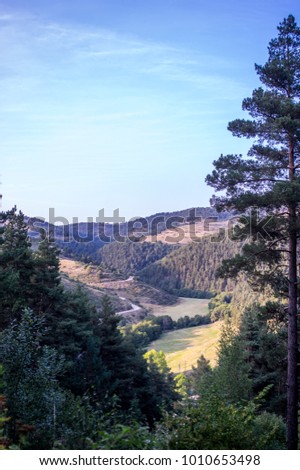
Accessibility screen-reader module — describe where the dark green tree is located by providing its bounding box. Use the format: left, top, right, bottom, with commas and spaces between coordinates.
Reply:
42, 286, 95, 394
143, 349, 179, 425
86, 297, 178, 425
0, 309, 65, 447
239, 303, 287, 415
32, 231, 63, 314
206, 15, 300, 449
214, 322, 252, 404
0, 209, 35, 328
190, 354, 212, 394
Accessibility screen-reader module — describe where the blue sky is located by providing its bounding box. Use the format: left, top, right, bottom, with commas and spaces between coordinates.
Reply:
1, 0, 299, 221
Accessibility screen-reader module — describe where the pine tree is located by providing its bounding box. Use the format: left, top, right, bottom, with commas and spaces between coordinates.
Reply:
0, 209, 35, 328
90, 296, 144, 411
214, 321, 252, 404
32, 231, 63, 314
190, 354, 212, 388
239, 304, 287, 415
206, 15, 300, 448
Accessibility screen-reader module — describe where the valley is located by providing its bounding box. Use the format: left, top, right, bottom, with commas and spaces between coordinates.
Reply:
59, 241, 222, 372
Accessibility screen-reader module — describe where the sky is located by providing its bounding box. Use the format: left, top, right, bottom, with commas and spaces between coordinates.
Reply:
1, 0, 299, 222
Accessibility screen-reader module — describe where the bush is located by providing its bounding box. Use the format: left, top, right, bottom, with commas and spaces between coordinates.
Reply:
158, 395, 286, 450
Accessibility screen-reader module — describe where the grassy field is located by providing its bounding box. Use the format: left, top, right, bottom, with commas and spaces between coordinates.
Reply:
149, 321, 222, 372
150, 297, 209, 320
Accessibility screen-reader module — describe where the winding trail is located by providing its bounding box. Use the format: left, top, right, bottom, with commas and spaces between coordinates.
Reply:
116, 296, 142, 316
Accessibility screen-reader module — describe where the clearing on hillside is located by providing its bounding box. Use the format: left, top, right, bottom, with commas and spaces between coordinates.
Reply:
150, 297, 209, 320
149, 321, 222, 372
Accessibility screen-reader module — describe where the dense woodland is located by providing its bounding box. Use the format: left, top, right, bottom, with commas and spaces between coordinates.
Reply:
96, 241, 177, 277
138, 239, 241, 296
1, 15, 300, 449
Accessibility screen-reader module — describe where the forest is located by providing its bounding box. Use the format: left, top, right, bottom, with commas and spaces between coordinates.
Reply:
0, 14, 300, 450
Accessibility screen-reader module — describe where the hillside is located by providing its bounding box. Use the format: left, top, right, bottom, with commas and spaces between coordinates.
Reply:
144, 219, 230, 244
96, 240, 177, 276
59, 258, 177, 317
138, 237, 243, 295
35, 207, 233, 263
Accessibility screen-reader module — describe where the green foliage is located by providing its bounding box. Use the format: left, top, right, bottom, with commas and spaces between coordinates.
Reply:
126, 319, 163, 348
124, 314, 211, 349
203, 301, 287, 416
32, 231, 63, 314
214, 321, 252, 403
238, 303, 287, 415
52, 392, 99, 450
159, 394, 286, 450
58, 238, 105, 264
92, 422, 163, 450
144, 350, 170, 374
0, 309, 66, 448
208, 292, 232, 321
0, 209, 35, 328
57, 207, 231, 265
0, 195, 292, 449
189, 354, 212, 394
0, 365, 10, 449
174, 373, 189, 398
143, 349, 179, 425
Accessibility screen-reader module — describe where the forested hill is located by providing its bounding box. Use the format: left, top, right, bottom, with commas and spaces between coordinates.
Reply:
96, 241, 177, 277
28, 206, 232, 243
138, 237, 242, 296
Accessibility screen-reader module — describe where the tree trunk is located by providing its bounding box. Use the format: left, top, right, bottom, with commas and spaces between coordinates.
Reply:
287, 220, 298, 449
287, 139, 298, 449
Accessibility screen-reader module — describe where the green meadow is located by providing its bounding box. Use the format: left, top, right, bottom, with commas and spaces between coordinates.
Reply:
150, 297, 209, 320
149, 321, 222, 372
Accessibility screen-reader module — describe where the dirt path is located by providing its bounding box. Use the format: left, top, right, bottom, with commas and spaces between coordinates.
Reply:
60, 258, 142, 317
117, 296, 142, 315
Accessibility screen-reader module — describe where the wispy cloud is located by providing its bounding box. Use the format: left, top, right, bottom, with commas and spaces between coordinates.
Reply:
0, 5, 248, 148
0, 8, 243, 94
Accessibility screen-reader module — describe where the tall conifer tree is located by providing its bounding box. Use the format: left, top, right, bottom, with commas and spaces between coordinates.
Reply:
0, 209, 35, 328
206, 15, 300, 449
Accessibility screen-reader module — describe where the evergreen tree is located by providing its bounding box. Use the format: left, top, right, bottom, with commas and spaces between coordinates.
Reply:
190, 354, 212, 394
143, 350, 179, 426
86, 298, 178, 425
214, 322, 252, 404
91, 296, 133, 402
206, 15, 300, 448
0, 309, 65, 447
32, 231, 63, 314
42, 286, 95, 394
238, 303, 287, 415
0, 209, 35, 328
